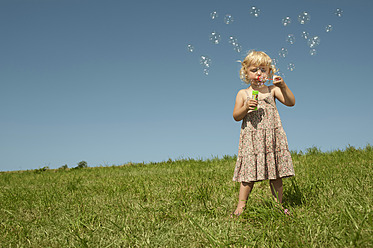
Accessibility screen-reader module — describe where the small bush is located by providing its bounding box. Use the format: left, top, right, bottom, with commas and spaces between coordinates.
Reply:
74, 161, 88, 169
58, 164, 69, 170
34, 166, 49, 174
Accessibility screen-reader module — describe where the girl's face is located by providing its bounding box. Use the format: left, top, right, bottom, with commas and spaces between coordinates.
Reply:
247, 65, 270, 82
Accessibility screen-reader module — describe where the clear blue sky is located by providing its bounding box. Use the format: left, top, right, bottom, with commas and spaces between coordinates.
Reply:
1, 0, 372, 172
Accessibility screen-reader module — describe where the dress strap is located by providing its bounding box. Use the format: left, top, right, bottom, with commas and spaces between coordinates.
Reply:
245, 90, 250, 98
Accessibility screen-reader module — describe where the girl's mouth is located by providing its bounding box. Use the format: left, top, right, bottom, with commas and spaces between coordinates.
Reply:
257, 75, 267, 82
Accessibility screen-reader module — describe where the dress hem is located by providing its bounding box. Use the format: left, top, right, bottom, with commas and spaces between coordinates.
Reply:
232, 174, 295, 183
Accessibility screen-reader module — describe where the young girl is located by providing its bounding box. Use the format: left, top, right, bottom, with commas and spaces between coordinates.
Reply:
232, 50, 295, 216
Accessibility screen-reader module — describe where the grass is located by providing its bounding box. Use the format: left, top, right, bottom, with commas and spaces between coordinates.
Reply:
0, 145, 372, 247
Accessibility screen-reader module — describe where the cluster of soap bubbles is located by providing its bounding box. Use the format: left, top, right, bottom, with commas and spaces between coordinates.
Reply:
282, 12, 317, 57
187, 7, 343, 75
187, 10, 245, 74
277, 47, 293, 73
322, 9, 342, 33
280, 8, 343, 59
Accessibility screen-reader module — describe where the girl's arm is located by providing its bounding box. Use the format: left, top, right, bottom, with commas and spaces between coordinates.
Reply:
272, 76, 295, 107
233, 90, 258, 121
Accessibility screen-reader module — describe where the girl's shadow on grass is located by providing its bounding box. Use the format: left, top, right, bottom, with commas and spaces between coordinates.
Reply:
284, 178, 305, 207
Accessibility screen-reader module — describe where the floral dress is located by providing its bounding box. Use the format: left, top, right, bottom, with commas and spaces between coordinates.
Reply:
233, 87, 295, 182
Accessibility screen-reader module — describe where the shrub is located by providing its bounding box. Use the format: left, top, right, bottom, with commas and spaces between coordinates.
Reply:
59, 164, 69, 170
34, 166, 49, 174
74, 161, 88, 169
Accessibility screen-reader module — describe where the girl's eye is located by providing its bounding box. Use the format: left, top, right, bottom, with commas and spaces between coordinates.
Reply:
250, 68, 267, 73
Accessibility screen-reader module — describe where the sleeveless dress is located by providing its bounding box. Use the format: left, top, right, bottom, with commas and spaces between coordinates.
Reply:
233, 87, 295, 182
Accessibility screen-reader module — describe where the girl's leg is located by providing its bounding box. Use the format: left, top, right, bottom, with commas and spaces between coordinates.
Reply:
233, 181, 254, 216
269, 178, 283, 203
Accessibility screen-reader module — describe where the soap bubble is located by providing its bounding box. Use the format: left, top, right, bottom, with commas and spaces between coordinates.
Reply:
210, 11, 218, 20
307, 36, 321, 48
301, 31, 310, 40
209, 31, 221, 44
298, 11, 311, 24
272, 58, 278, 66
228, 36, 238, 46
233, 44, 242, 53
325, 24, 333, 32
279, 47, 288, 58
187, 44, 194, 52
287, 63, 295, 71
228, 36, 242, 53
200, 55, 211, 68
200, 56, 211, 76
335, 8, 343, 17
250, 6, 260, 17
224, 14, 234, 24
277, 71, 286, 78
282, 16, 291, 26
310, 49, 317, 56
286, 34, 295, 44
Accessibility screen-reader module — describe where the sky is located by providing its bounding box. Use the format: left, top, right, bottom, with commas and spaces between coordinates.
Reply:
1, 0, 373, 172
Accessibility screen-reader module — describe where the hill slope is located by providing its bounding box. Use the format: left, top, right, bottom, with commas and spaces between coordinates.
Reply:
1, 145, 372, 247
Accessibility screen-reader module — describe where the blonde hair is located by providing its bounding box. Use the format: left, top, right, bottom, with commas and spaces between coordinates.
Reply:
239, 50, 277, 84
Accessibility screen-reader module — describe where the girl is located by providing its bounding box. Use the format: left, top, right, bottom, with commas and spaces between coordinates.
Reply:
232, 50, 295, 216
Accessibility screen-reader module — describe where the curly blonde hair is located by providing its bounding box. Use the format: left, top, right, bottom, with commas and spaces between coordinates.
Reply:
239, 50, 277, 84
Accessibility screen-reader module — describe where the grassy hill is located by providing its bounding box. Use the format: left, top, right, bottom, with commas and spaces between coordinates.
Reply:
1, 145, 372, 247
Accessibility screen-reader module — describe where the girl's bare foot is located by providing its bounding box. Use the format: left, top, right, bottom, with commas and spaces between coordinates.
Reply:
230, 206, 245, 218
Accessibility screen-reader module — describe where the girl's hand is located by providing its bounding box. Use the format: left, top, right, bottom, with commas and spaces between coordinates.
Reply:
245, 99, 258, 111
273, 76, 286, 88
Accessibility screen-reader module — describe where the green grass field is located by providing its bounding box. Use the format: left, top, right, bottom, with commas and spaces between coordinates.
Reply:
1, 145, 372, 247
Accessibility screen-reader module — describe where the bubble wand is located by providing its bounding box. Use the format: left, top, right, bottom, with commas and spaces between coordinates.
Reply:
256, 75, 279, 82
